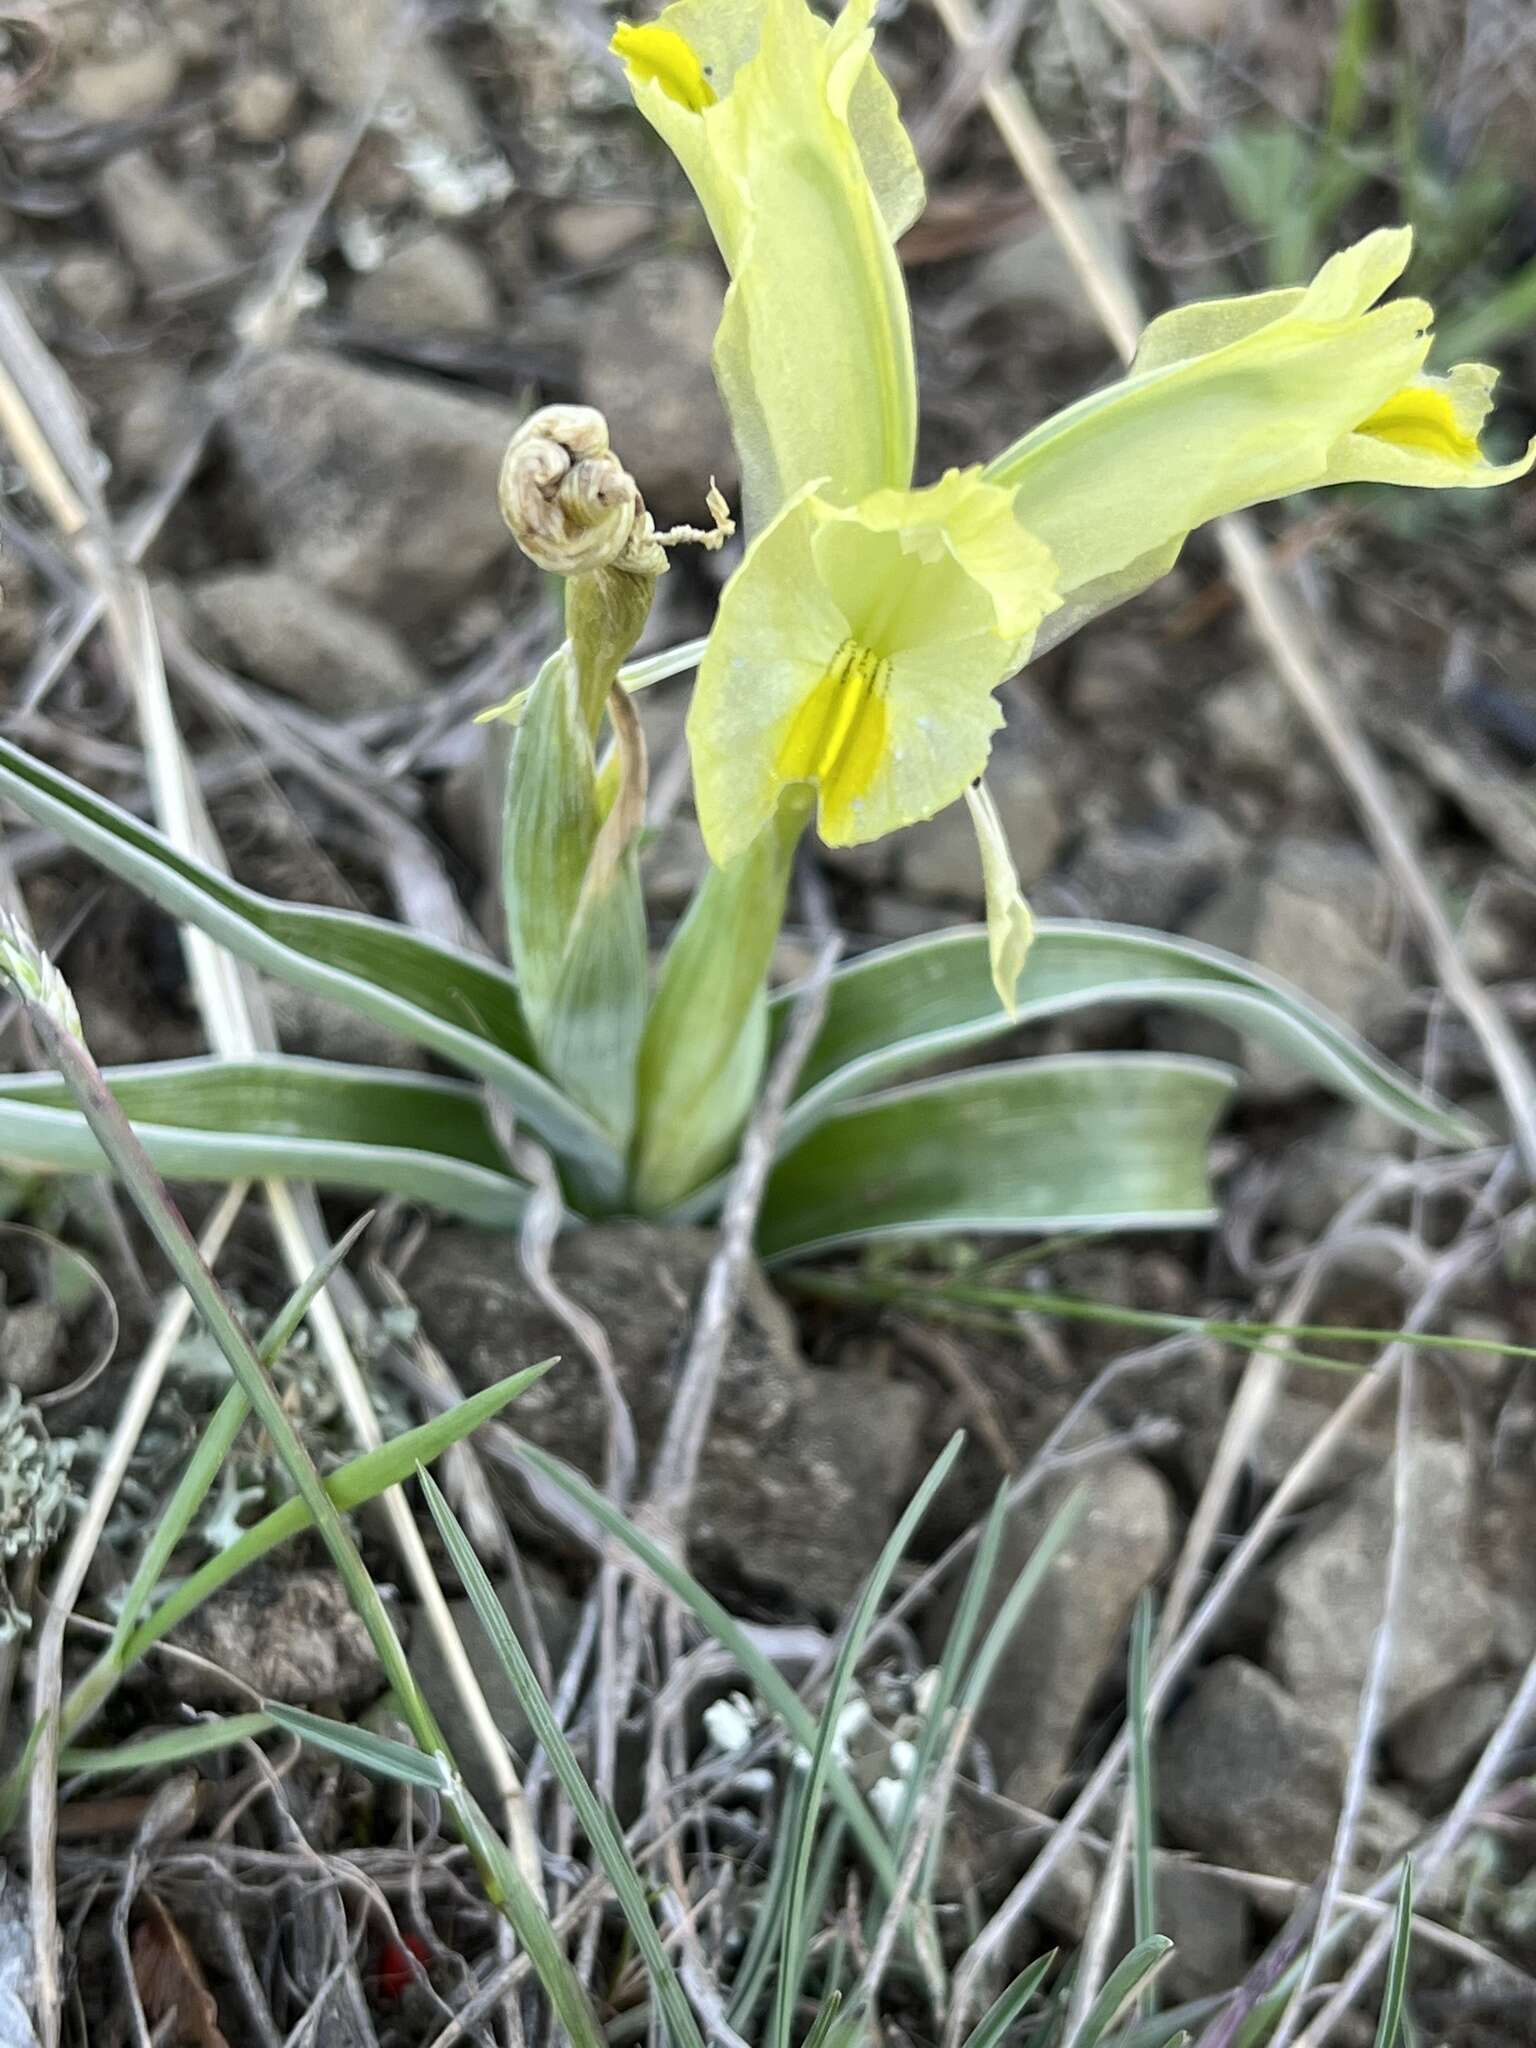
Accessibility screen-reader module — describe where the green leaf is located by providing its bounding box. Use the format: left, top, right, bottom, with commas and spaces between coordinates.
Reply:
0, 1056, 531, 1227
420, 1468, 707, 2048
59, 1712, 274, 1777
757, 1055, 1235, 1261
1373, 1861, 1414, 2048
0, 737, 618, 1189
504, 640, 648, 1145
771, 923, 1478, 1155
1075, 1937, 1175, 2047
631, 796, 805, 1213
959, 1951, 1058, 2048
121, 1363, 553, 1668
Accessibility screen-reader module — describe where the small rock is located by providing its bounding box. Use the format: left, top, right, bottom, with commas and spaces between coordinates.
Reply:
285, 0, 395, 107
1160, 1657, 1345, 1880
190, 570, 426, 712
1066, 804, 1241, 930
1200, 670, 1302, 787
1157, 1863, 1255, 2004
1064, 631, 1167, 732
226, 67, 300, 144
409, 1567, 581, 1812
582, 255, 736, 524
898, 755, 1063, 905
0, 1303, 64, 1398
51, 249, 134, 329
65, 43, 180, 121
224, 350, 518, 622
350, 232, 497, 333
172, 1568, 382, 1709
97, 151, 231, 295
953, 1455, 1177, 1810
1177, 841, 1409, 1096
406, 1224, 928, 1612
545, 201, 655, 268
1267, 1438, 1497, 1748
1388, 1676, 1510, 1788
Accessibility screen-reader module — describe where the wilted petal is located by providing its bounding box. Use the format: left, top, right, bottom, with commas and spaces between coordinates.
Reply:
965, 780, 1034, 1013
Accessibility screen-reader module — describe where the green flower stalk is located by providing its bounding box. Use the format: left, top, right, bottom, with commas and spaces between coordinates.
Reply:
613, 0, 1534, 1013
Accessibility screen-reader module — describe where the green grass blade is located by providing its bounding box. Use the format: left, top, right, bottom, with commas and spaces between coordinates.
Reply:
59, 1712, 274, 1778
757, 1057, 1234, 1260
266, 1704, 452, 1791
959, 1950, 1058, 2048
274, 1702, 606, 2048
884, 1481, 1010, 1879
419, 1468, 707, 2048
120, 1363, 552, 1666
512, 1438, 902, 1896
771, 1437, 963, 2048
0, 737, 617, 1183
0, 1057, 531, 1227
112, 1215, 370, 1651
1373, 1862, 1414, 2048
1075, 1937, 1175, 2047
1128, 1594, 1158, 2010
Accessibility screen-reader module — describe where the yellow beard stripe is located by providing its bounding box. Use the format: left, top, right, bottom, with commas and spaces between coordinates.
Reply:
610, 22, 718, 112
1356, 384, 1483, 464
776, 640, 890, 830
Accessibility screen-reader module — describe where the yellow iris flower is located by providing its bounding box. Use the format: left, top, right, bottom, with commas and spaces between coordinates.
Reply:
613, 0, 1535, 1010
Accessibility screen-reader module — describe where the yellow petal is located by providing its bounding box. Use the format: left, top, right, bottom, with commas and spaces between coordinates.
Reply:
965, 780, 1034, 1014
614, 0, 919, 522
986, 228, 1433, 601
690, 476, 1058, 860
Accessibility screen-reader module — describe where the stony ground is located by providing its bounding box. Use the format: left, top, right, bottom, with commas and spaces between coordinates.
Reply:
3, 0, 1536, 2041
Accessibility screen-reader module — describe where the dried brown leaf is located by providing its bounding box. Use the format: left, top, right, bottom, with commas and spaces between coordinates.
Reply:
130, 1896, 229, 2048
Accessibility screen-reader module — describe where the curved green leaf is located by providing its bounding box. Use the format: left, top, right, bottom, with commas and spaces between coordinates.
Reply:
770, 921, 1478, 1152
0, 1056, 529, 1227
757, 1054, 1236, 1261
0, 738, 619, 1190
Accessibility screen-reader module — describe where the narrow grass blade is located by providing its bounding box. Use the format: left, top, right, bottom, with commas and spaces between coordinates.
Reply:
757, 1056, 1235, 1260
121, 1363, 553, 1665
420, 1467, 707, 2048
772, 1437, 964, 2048
112, 1215, 370, 1650
0, 737, 616, 1180
770, 924, 1478, 1153
59, 1713, 273, 1777
512, 1437, 901, 1895
884, 1481, 1011, 1869
959, 1950, 1058, 2048
1128, 1594, 1158, 2008
1075, 1937, 1175, 2047
266, 1703, 450, 1790
1373, 1862, 1414, 2048
0, 1056, 532, 1227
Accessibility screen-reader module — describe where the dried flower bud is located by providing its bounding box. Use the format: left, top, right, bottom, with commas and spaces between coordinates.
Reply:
499, 405, 666, 579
